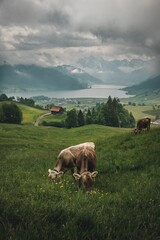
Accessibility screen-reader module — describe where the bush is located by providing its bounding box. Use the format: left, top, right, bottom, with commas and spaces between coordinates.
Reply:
0, 103, 22, 124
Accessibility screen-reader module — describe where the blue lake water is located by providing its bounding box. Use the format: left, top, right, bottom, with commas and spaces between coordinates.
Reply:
7, 84, 134, 99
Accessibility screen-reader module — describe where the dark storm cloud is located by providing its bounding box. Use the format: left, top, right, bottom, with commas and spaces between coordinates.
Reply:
74, 0, 160, 56
0, 0, 160, 71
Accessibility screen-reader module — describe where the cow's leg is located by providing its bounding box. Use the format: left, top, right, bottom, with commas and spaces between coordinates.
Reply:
71, 168, 80, 189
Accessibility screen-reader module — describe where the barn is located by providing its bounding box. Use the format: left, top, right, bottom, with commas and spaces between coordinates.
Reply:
50, 106, 64, 115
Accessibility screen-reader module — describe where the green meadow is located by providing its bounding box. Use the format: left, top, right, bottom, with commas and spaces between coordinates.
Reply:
0, 103, 160, 240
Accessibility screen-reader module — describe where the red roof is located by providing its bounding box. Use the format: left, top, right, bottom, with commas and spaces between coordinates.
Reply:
50, 106, 62, 112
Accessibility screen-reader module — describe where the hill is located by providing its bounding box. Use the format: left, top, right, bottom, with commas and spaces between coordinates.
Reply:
124, 74, 160, 94
0, 64, 100, 93
0, 123, 159, 239
121, 74, 160, 105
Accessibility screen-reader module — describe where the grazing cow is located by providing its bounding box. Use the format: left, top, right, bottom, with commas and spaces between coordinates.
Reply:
134, 117, 151, 135
73, 146, 98, 192
48, 142, 95, 182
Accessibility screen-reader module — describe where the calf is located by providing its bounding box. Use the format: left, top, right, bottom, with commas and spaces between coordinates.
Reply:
48, 142, 95, 182
134, 117, 151, 135
73, 146, 98, 192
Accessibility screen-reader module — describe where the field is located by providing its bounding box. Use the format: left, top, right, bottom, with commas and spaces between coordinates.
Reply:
0, 100, 160, 239
124, 105, 156, 120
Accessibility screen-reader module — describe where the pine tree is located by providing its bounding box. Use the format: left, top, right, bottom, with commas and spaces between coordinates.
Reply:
86, 109, 92, 124
91, 107, 97, 123
77, 109, 85, 126
65, 109, 78, 128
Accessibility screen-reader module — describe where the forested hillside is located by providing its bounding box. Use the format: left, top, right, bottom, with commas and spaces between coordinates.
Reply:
124, 74, 160, 94
0, 64, 89, 92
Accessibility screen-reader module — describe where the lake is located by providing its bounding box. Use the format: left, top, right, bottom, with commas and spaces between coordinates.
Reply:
7, 84, 134, 99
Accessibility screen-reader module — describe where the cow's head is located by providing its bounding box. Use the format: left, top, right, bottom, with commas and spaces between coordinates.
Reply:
48, 169, 64, 181
73, 171, 98, 192
133, 128, 140, 135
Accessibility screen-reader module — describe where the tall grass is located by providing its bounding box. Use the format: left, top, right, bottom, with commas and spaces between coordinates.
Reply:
0, 123, 160, 239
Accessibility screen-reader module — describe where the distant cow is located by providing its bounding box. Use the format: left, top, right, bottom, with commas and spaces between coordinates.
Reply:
134, 117, 151, 135
73, 145, 98, 192
48, 142, 95, 182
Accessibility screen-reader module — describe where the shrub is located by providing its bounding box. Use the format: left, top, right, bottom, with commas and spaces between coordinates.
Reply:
0, 103, 22, 124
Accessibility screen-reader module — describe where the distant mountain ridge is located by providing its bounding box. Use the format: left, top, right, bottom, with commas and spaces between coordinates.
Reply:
56, 65, 103, 85
77, 56, 152, 86
0, 64, 101, 93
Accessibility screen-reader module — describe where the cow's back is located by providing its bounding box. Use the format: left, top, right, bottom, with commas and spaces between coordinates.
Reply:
137, 117, 151, 130
68, 142, 95, 158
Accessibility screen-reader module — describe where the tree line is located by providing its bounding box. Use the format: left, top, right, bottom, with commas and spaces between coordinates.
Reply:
0, 93, 135, 127
0, 93, 43, 109
43, 96, 135, 128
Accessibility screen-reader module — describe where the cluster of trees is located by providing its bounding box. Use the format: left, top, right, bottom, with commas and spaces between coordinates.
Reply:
128, 101, 146, 106
0, 93, 15, 102
0, 93, 35, 107
17, 97, 35, 107
0, 93, 44, 109
65, 96, 135, 128
0, 102, 22, 124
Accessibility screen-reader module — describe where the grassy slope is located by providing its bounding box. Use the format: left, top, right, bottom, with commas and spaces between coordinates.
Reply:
124, 105, 154, 120
0, 122, 160, 240
0, 102, 47, 124
18, 103, 47, 124
41, 112, 67, 124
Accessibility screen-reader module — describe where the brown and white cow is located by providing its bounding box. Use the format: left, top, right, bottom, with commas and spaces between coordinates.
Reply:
73, 145, 98, 192
48, 142, 95, 182
134, 117, 151, 135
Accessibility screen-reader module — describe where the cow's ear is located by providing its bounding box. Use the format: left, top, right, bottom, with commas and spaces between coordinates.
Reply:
48, 169, 51, 173
73, 173, 81, 180
57, 171, 64, 177
91, 171, 98, 178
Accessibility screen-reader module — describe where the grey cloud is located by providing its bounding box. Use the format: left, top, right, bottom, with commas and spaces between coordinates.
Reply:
46, 10, 70, 26
0, 0, 160, 72
70, 0, 160, 55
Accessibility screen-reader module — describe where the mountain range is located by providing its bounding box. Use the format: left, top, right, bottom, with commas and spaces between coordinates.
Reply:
0, 64, 101, 93
77, 56, 152, 86
0, 57, 158, 95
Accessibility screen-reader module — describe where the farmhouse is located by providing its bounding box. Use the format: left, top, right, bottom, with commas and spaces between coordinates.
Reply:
50, 106, 64, 114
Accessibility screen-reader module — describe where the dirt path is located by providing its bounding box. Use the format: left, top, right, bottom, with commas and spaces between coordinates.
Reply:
34, 112, 51, 126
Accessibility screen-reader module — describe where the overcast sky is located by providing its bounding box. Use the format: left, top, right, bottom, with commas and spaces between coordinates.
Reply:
0, 0, 160, 73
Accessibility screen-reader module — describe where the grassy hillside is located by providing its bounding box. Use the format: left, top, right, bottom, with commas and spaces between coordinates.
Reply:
18, 103, 47, 124
122, 74, 160, 105
0, 101, 47, 124
124, 105, 154, 120
0, 123, 160, 239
